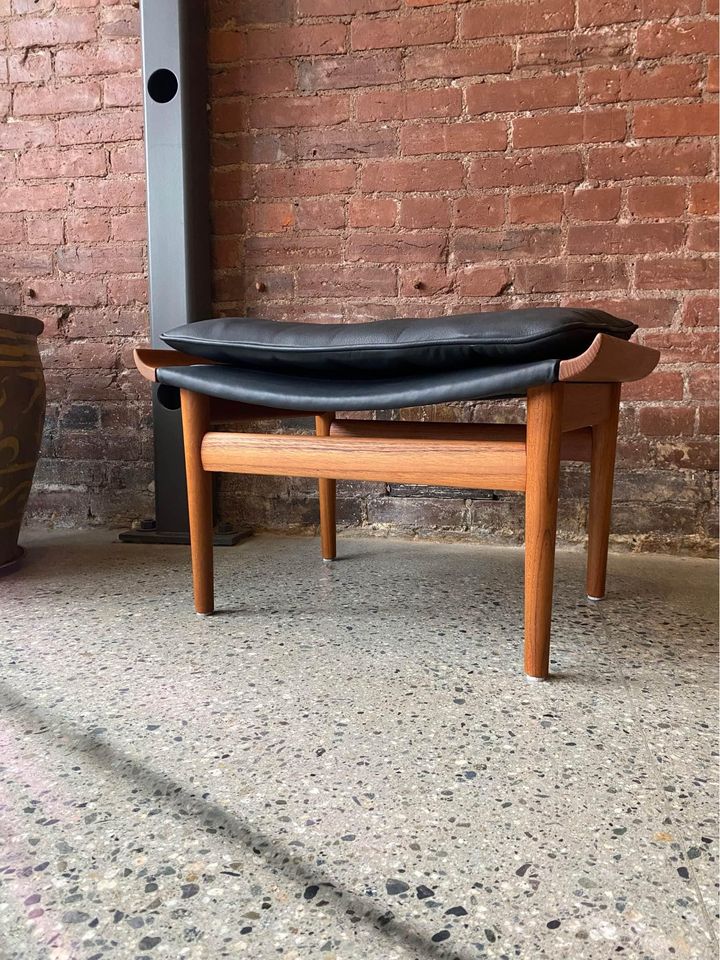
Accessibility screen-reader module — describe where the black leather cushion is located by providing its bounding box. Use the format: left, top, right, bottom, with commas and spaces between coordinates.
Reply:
162, 307, 636, 377
156, 359, 559, 412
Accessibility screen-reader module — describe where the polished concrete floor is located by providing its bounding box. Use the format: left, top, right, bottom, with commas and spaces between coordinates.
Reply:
1, 529, 718, 960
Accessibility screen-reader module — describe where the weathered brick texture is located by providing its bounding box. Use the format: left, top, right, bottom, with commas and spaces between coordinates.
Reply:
1, 0, 716, 553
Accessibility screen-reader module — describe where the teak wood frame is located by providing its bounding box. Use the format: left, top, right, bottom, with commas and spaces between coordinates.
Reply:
135, 333, 659, 680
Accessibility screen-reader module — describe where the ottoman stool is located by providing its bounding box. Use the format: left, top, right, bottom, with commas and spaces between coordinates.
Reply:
134, 307, 659, 679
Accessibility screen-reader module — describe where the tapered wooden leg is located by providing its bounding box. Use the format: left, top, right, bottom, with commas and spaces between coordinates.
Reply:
315, 412, 336, 561
586, 383, 621, 601
524, 385, 563, 680
180, 389, 214, 614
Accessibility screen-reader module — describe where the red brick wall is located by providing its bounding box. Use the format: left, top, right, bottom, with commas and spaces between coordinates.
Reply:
2, 1, 717, 551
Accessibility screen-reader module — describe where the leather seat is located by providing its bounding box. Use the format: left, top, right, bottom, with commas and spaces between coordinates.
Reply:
155, 307, 637, 412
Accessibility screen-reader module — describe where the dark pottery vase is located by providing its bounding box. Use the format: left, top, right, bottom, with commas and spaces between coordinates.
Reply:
0, 313, 46, 574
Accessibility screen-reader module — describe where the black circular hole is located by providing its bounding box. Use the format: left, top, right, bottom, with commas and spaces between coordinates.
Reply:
147, 68, 178, 104
156, 384, 181, 411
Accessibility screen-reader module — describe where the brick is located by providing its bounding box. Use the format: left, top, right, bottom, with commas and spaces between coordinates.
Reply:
107, 277, 147, 304
55, 43, 141, 77
297, 125, 395, 160
622, 372, 684, 401
295, 197, 346, 231
513, 110, 625, 148
627, 185, 686, 219
298, 0, 399, 12
638, 406, 695, 438
361, 159, 464, 192
568, 223, 684, 255
13, 83, 101, 117
25, 218, 64, 245
566, 297, 677, 327
635, 259, 718, 291
100, 6, 141, 41
18, 147, 106, 180
516, 29, 633, 67
357, 88, 461, 122
514, 260, 629, 293
208, 30, 247, 64
255, 164, 356, 197
637, 21, 719, 58
29, 279, 107, 307
399, 196, 450, 229
634, 102, 718, 139
246, 24, 346, 59
0, 183, 68, 212
111, 211, 147, 242
298, 52, 401, 92
58, 109, 143, 144
347, 231, 446, 263
469, 151, 583, 188
461, 0, 573, 39
212, 61, 295, 98
0, 248, 52, 276
588, 142, 710, 180
66, 212, 111, 242
103, 74, 143, 107
57, 244, 144, 275
467, 75, 578, 114
399, 266, 453, 297
212, 167, 253, 202
566, 187, 621, 221
583, 64, 702, 104
698, 405, 719, 437
405, 43, 512, 80
250, 95, 350, 129
509, 192, 563, 224
579, 0, 700, 27
688, 220, 719, 252
245, 235, 342, 265
110, 142, 145, 175
8, 14, 96, 47
708, 57, 719, 93
352, 12, 455, 50
401, 120, 506, 156
688, 368, 719, 400
247, 201, 295, 232
295, 265, 396, 297
0, 218, 23, 244
689, 182, 719, 217
349, 196, 398, 228
455, 265, 511, 296
74, 179, 146, 208
0, 119, 56, 152
682, 296, 719, 328
453, 195, 505, 228
7, 50, 52, 84
452, 228, 560, 263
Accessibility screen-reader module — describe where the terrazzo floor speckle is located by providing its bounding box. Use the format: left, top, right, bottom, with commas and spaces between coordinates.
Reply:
1, 529, 717, 960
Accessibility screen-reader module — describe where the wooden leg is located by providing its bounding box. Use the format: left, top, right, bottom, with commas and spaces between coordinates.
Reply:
180, 389, 214, 614
315, 412, 336, 561
586, 383, 621, 601
524, 385, 563, 680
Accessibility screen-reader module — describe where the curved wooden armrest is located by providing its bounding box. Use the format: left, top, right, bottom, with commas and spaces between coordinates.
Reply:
133, 347, 214, 382
559, 334, 660, 383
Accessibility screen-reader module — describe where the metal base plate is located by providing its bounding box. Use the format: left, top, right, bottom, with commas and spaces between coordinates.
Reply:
118, 526, 252, 546
0, 546, 24, 577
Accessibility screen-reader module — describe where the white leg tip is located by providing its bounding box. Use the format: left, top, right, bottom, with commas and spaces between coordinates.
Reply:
525, 675, 548, 683
587, 595, 604, 602
196, 611, 213, 618
322, 557, 336, 563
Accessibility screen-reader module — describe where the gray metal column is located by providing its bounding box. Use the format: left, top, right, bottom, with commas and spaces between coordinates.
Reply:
121, 0, 246, 545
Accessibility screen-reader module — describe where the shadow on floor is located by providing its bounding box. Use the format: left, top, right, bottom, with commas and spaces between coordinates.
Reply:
0, 680, 475, 960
